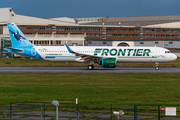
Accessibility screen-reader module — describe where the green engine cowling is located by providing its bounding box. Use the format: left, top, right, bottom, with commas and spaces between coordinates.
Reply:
101, 58, 116, 68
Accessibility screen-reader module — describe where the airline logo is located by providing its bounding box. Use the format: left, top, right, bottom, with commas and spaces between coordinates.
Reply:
94, 48, 151, 56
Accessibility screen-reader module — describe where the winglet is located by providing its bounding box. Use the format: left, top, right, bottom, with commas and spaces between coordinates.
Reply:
64, 43, 73, 52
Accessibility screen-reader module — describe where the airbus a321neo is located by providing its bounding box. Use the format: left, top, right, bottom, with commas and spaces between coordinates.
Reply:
5, 23, 177, 70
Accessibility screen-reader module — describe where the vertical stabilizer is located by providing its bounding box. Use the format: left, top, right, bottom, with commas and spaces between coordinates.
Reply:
7, 23, 32, 47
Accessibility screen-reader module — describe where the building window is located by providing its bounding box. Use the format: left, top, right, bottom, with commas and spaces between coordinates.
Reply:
40, 27, 45, 31
103, 42, 107, 44
113, 34, 117, 37
129, 34, 134, 37
27, 27, 32, 30
156, 35, 160, 37
167, 30, 171, 33
59, 28, 64, 31
107, 29, 112, 31
135, 29, 139, 32
135, 34, 139, 37
144, 34, 150, 37
89, 34, 94, 37
161, 30, 166, 32
20, 27, 26, 30
89, 28, 94, 31
95, 34, 100, 37
151, 29, 155, 32
166, 35, 170, 37
140, 42, 144, 44
71, 28, 76, 31
177, 30, 180, 33
95, 28, 100, 31
124, 29, 128, 32
113, 29, 117, 32
88, 42, 92, 44
144, 29, 150, 32
107, 34, 112, 37
84, 28, 88, 31
156, 29, 160, 32
151, 35, 155, 37
118, 29, 123, 32
118, 34, 123, 37
55, 40, 61, 45
46, 27, 51, 31
169, 42, 173, 44
177, 35, 180, 38
155, 42, 159, 44
171, 30, 176, 33
171, 35, 176, 38
78, 28, 82, 31
161, 35, 165, 37
65, 28, 70, 31
129, 29, 134, 32
33, 27, 39, 30
124, 34, 128, 37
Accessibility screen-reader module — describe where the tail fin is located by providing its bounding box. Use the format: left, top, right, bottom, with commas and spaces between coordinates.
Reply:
7, 23, 32, 47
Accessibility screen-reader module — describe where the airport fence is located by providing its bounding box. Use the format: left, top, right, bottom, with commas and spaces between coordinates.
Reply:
134, 104, 180, 120
0, 103, 180, 120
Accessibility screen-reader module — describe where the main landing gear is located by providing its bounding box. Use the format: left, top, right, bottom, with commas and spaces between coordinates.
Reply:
155, 62, 159, 70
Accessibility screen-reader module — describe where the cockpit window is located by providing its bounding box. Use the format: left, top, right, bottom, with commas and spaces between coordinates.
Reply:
165, 51, 171, 54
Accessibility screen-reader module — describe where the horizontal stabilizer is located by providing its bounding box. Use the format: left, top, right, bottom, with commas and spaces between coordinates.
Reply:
6, 48, 24, 53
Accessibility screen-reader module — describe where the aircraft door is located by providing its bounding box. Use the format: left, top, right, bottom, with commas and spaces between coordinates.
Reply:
155, 48, 160, 57
31, 47, 36, 56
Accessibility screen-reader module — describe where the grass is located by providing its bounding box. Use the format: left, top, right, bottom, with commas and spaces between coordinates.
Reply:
0, 73, 180, 105
0, 58, 180, 67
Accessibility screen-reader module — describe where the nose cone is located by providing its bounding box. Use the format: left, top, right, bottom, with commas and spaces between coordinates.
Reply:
171, 54, 177, 61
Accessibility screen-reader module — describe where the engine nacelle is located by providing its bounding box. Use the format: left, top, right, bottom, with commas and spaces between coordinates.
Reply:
101, 58, 116, 68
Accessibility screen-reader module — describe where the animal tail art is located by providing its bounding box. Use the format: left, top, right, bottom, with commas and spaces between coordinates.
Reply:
7, 23, 32, 47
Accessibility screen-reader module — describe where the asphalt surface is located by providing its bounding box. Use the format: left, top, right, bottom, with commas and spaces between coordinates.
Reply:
0, 67, 180, 73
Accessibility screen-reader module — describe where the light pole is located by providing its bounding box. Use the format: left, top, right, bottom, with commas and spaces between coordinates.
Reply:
52, 100, 59, 120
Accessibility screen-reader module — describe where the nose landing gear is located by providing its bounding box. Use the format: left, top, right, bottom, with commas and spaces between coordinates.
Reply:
155, 62, 159, 70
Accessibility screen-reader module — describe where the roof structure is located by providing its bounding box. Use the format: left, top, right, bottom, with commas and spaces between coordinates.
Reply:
82, 15, 180, 28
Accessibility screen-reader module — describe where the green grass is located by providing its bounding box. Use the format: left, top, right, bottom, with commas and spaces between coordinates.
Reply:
0, 73, 180, 105
0, 58, 180, 67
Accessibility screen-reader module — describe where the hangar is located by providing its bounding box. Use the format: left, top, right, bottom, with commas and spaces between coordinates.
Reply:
1, 7, 180, 57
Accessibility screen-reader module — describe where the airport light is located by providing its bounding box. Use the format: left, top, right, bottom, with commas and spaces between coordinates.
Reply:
52, 100, 59, 120
113, 110, 124, 120
76, 98, 79, 120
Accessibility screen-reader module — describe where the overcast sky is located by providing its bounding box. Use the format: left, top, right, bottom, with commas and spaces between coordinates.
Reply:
1, 0, 180, 18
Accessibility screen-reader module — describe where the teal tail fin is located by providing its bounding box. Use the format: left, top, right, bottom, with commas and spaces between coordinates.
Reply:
7, 23, 32, 47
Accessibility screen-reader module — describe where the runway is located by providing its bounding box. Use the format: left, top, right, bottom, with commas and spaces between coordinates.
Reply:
0, 67, 180, 73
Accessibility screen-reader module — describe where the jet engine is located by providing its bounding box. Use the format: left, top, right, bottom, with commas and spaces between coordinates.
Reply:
99, 58, 116, 68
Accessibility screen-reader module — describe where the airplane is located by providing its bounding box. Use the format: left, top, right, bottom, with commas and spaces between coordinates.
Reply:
5, 23, 177, 70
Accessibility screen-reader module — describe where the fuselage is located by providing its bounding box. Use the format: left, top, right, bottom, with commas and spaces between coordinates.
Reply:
28, 46, 177, 63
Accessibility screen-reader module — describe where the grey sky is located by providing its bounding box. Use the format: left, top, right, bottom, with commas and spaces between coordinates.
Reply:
0, 0, 180, 18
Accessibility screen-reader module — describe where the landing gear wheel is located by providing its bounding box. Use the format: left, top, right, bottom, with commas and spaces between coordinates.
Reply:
155, 66, 159, 70
87, 65, 94, 70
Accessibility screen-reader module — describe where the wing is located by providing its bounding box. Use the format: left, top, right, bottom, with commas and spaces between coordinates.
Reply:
64, 43, 103, 62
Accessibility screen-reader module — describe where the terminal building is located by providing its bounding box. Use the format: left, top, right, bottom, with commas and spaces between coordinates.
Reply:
1, 7, 180, 57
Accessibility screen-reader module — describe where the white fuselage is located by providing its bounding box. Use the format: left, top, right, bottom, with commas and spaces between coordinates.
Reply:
33, 46, 177, 63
